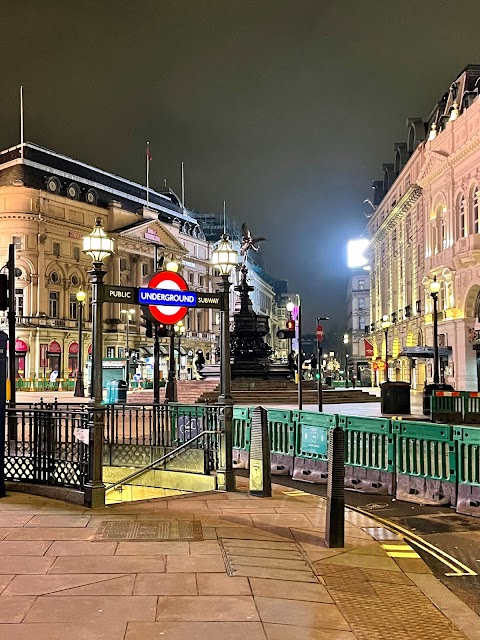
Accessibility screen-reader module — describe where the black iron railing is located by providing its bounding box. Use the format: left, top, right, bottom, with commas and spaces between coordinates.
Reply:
5, 406, 90, 489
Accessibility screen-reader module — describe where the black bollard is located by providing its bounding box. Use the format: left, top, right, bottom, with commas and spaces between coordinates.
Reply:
249, 406, 271, 498
325, 424, 345, 548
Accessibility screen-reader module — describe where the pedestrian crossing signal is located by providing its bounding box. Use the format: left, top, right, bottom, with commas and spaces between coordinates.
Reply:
276, 319, 295, 340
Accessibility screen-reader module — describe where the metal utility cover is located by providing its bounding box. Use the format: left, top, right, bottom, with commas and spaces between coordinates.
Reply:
95, 520, 203, 541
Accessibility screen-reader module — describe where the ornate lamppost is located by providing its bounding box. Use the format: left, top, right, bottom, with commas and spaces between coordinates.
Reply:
212, 234, 238, 492
174, 321, 186, 380
343, 333, 349, 388
381, 315, 391, 383
82, 217, 114, 508
430, 276, 441, 385
74, 289, 86, 397
121, 308, 135, 389
164, 259, 179, 403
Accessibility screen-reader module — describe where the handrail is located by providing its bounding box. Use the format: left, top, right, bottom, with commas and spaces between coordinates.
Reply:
105, 429, 221, 492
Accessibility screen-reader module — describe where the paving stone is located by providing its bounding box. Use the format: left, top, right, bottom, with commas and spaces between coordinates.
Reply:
263, 624, 357, 640
314, 552, 401, 572
0, 596, 36, 622
166, 554, 226, 573
249, 577, 333, 603
254, 596, 351, 630
0, 541, 52, 555
197, 573, 251, 595
126, 621, 267, 640
0, 530, 14, 540
0, 514, 34, 528
229, 554, 311, 571
0, 622, 128, 640
156, 595, 259, 621
24, 595, 157, 623
46, 541, 117, 556
231, 565, 318, 582
134, 573, 197, 595
50, 556, 166, 574
189, 540, 222, 555
5, 528, 95, 541
4, 574, 131, 596
215, 527, 293, 541
0, 556, 55, 574
25, 515, 90, 528
223, 546, 304, 560
116, 541, 189, 555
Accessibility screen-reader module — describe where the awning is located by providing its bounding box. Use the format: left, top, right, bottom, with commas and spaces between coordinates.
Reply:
140, 346, 153, 357
399, 346, 452, 358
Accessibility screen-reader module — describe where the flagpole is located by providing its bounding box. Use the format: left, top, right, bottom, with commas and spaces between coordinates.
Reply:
146, 141, 150, 210
20, 86, 24, 159
181, 162, 185, 212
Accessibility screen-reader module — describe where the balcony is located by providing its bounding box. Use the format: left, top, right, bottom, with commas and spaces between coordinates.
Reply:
3, 316, 91, 330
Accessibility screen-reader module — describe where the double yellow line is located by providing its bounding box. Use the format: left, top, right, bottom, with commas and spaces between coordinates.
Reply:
350, 505, 477, 577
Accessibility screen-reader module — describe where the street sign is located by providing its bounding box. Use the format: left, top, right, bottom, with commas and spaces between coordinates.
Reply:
102, 285, 137, 304
196, 293, 223, 309
143, 271, 190, 325
316, 324, 324, 342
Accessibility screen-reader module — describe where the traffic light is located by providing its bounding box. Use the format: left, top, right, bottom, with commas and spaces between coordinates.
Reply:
276, 319, 295, 340
140, 306, 174, 337
157, 323, 174, 338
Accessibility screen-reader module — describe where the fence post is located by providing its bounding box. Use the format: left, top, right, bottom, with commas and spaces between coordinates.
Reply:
325, 424, 345, 548
0, 332, 7, 497
249, 406, 271, 498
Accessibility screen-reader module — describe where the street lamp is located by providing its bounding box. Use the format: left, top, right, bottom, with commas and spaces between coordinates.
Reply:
316, 316, 329, 412
212, 234, 238, 492
287, 298, 304, 409
381, 315, 391, 383
343, 333, 349, 388
82, 217, 114, 508
74, 289, 86, 397
174, 321, 186, 379
121, 308, 135, 389
164, 259, 179, 403
430, 276, 441, 385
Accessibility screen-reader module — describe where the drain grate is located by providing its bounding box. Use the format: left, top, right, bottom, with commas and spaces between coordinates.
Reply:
94, 520, 203, 541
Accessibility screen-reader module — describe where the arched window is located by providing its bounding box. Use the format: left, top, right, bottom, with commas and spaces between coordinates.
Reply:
457, 194, 466, 239
471, 184, 480, 233
475, 291, 480, 321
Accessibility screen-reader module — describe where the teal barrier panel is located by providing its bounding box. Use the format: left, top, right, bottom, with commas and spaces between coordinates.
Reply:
431, 391, 463, 424
453, 425, 480, 516
232, 406, 251, 469
463, 393, 480, 425
267, 409, 295, 475
393, 419, 457, 506
292, 411, 337, 483
339, 415, 395, 495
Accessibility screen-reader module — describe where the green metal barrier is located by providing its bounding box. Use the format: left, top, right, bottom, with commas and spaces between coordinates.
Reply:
453, 425, 480, 516
339, 415, 395, 494
232, 406, 251, 469
431, 391, 463, 423
291, 411, 336, 483
463, 393, 480, 425
169, 404, 209, 441
393, 419, 457, 506
266, 409, 295, 475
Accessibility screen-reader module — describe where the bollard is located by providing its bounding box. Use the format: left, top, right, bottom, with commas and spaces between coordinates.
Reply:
324, 424, 345, 548
249, 406, 271, 498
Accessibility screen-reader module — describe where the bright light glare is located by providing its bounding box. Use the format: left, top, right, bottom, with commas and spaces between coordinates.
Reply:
347, 239, 369, 269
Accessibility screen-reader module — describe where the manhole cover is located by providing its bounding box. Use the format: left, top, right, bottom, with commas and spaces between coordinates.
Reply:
94, 520, 203, 541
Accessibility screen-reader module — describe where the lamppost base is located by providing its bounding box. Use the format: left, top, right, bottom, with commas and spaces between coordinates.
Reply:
73, 379, 85, 398
217, 469, 236, 492
84, 483, 106, 509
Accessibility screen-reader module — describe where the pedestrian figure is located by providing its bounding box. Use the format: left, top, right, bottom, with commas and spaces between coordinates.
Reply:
310, 353, 318, 377
287, 350, 297, 372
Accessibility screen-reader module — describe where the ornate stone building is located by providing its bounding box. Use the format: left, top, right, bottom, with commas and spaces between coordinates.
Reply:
0, 142, 216, 384
367, 64, 480, 390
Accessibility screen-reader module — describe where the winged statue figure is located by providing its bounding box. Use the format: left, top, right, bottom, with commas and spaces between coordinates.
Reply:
240, 223, 266, 261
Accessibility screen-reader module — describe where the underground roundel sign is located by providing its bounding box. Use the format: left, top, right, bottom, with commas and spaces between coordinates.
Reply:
140, 271, 196, 325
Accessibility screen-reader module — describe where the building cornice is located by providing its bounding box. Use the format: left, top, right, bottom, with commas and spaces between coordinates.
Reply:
370, 185, 422, 246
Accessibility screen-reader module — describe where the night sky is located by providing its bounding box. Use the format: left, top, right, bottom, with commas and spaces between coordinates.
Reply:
2, 0, 480, 331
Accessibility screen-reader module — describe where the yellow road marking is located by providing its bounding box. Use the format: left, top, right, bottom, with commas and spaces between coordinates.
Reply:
350, 505, 477, 577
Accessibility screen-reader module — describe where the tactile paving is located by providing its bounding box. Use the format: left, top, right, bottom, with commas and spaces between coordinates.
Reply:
94, 519, 203, 541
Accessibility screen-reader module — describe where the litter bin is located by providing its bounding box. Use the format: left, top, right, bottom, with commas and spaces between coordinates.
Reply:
381, 381, 411, 415
117, 380, 128, 404
422, 383, 454, 416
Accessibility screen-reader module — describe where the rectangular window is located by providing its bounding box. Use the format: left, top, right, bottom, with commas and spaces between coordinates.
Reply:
12, 236, 22, 249
106, 347, 115, 358
358, 316, 366, 330
49, 291, 59, 318
199, 275, 205, 287
15, 288, 24, 317
358, 280, 365, 290
188, 272, 194, 285
120, 258, 127, 271
118, 347, 125, 359
73, 246, 80, 261
69, 294, 77, 320
53, 242, 61, 257
142, 263, 148, 277
358, 298, 365, 310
